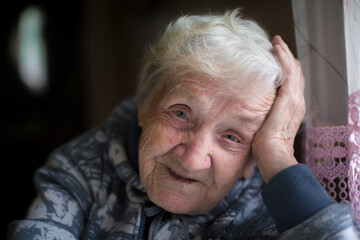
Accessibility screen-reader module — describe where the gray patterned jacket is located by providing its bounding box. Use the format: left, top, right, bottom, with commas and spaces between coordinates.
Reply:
7, 99, 360, 239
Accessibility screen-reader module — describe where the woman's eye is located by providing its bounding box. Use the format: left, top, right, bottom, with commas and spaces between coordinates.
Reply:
174, 110, 188, 119
167, 105, 193, 129
223, 134, 240, 142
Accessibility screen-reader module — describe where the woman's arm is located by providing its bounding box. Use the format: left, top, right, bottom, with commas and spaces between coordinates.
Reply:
252, 35, 359, 239
252, 35, 305, 183
7, 131, 98, 239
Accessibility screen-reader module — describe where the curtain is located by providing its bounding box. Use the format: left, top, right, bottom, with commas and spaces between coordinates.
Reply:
344, 0, 360, 222
292, 0, 360, 221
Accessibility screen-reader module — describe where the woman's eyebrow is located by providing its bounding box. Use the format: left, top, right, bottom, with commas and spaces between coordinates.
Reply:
167, 87, 197, 102
233, 113, 264, 126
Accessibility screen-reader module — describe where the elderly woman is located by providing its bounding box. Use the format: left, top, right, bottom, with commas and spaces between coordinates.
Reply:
8, 9, 359, 240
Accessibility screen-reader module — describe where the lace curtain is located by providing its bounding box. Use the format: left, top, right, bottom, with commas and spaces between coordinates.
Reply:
292, 0, 360, 221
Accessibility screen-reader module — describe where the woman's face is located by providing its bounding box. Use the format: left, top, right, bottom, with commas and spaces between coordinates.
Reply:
138, 80, 275, 215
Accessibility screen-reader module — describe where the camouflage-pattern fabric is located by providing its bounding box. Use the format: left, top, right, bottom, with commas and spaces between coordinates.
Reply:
7, 99, 359, 240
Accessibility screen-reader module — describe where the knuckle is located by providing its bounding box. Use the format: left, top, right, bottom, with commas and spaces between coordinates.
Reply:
284, 66, 295, 76
289, 93, 305, 110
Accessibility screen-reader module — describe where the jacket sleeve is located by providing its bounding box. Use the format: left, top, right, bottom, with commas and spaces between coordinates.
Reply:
7, 130, 104, 240
262, 164, 360, 240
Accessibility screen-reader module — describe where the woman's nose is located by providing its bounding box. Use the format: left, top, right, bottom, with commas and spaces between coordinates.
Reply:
173, 132, 212, 171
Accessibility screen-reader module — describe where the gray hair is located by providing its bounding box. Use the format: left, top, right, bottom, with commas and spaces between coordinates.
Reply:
136, 9, 282, 115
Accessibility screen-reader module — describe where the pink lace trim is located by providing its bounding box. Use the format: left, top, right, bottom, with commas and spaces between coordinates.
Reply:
305, 126, 349, 202
348, 90, 360, 221
305, 90, 360, 221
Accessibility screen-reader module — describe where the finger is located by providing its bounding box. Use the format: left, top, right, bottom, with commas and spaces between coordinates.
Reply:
274, 40, 304, 81
272, 36, 306, 96
273, 38, 295, 64
273, 42, 295, 76
272, 35, 295, 61
272, 38, 299, 80
271, 35, 283, 46
295, 60, 306, 92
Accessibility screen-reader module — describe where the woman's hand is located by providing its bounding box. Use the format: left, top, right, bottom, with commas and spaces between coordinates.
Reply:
252, 35, 306, 183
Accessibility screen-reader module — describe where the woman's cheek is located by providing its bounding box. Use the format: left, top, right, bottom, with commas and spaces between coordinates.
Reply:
215, 149, 251, 178
140, 118, 183, 157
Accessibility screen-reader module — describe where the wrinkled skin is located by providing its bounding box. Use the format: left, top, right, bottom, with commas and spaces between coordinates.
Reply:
138, 35, 305, 215
252, 35, 306, 183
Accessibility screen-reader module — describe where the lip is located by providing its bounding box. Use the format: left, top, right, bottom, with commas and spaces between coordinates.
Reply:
167, 167, 199, 184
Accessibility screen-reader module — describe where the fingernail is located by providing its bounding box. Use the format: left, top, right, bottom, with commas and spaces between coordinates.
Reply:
275, 35, 283, 42
273, 44, 280, 53
272, 35, 280, 45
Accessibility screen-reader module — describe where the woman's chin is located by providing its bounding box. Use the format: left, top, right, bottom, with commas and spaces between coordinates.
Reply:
147, 187, 208, 215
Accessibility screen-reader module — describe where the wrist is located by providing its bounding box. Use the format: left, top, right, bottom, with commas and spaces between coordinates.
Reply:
252, 141, 298, 183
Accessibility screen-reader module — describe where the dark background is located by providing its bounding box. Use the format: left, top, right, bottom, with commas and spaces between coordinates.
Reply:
2, 0, 295, 237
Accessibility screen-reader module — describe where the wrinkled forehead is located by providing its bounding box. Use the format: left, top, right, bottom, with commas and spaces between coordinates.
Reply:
162, 77, 276, 105
160, 79, 276, 123
164, 70, 275, 97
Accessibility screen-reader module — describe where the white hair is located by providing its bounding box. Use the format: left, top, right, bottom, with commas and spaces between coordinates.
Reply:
136, 9, 282, 114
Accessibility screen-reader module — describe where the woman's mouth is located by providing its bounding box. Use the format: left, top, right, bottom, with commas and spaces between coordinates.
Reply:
167, 167, 199, 184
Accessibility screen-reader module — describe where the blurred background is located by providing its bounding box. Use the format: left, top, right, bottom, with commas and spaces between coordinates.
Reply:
1, 0, 295, 237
